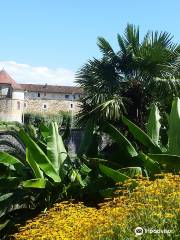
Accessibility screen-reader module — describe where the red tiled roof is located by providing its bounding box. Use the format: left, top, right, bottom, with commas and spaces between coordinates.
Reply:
0, 70, 83, 93
0, 70, 23, 90
20, 84, 83, 94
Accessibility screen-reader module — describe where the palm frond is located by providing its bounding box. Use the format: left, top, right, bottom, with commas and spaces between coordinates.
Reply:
97, 37, 116, 59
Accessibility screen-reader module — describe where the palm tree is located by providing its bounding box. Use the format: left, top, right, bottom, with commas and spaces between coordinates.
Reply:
76, 24, 180, 126
76, 58, 127, 125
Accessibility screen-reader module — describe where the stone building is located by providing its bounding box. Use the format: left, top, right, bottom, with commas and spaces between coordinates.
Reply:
0, 70, 83, 123
21, 84, 82, 115
0, 70, 24, 122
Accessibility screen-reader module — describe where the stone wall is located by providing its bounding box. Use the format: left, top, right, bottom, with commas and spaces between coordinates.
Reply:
0, 99, 24, 122
24, 99, 81, 114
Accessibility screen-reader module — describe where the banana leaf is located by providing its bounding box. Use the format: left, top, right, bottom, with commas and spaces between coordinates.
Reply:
102, 122, 138, 159
18, 129, 61, 182
78, 119, 96, 157
0, 152, 25, 175
23, 178, 47, 188
137, 152, 161, 176
39, 123, 49, 139
146, 103, 161, 146
99, 164, 130, 182
168, 97, 180, 155
119, 167, 142, 178
148, 154, 180, 170
26, 148, 43, 178
47, 122, 67, 173
122, 116, 161, 153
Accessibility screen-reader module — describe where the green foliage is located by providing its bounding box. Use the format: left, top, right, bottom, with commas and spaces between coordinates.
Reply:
99, 164, 130, 182
122, 98, 180, 172
24, 111, 72, 128
146, 103, 161, 145
77, 119, 96, 157
122, 115, 161, 153
0, 122, 86, 238
102, 122, 137, 159
168, 97, 180, 155
1, 98, 180, 238
76, 24, 180, 126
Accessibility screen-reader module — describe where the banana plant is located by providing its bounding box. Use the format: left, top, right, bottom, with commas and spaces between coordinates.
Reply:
0, 122, 85, 237
121, 97, 180, 172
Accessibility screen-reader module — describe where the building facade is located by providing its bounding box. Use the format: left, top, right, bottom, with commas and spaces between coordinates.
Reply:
0, 70, 82, 123
22, 84, 82, 115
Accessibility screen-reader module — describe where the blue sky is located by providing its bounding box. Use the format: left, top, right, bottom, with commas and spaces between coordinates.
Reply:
0, 0, 180, 85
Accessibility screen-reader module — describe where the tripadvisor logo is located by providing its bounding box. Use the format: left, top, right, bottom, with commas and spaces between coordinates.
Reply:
134, 226, 173, 235
135, 227, 144, 236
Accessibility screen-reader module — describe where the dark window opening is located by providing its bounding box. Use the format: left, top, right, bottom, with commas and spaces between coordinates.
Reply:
17, 101, 21, 110
43, 104, 47, 109
38, 92, 40, 97
65, 95, 69, 99
70, 103, 73, 109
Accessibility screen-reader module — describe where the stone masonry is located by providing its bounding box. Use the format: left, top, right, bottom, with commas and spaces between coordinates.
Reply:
24, 99, 81, 114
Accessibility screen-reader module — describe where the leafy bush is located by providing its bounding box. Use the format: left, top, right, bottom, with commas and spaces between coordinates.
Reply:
24, 111, 72, 128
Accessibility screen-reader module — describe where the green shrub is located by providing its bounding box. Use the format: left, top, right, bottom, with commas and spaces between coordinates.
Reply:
24, 111, 72, 128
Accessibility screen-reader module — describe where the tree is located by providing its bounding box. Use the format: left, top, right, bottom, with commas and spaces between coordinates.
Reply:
76, 24, 180, 126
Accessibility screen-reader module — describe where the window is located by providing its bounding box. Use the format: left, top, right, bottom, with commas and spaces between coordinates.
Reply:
65, 94, 69, 99
38, 92, 40, 97
73, 95, 76, 100
70, 103, 74, 109
24, 102, 27, 108
17, 101, 21, 110
43, 103, 48, 110
44, 92, 46, 96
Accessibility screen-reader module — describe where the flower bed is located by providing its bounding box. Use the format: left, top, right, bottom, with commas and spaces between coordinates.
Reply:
13, 173, 180, 240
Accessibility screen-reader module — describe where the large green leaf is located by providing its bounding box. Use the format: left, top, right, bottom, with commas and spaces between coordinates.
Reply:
122, 116, 161, 153
22, 178, 47, 188
148, 154, 180, 170
102, 122, 138, 159
168, 97, 180, 155
119, 167, 142, 178
26, 148, 43, 178
0, 152, 25, 175
99, 164, 130, 182
78, 119, 96, 157
39, 123, 49, 139
137, 152, 161, 176
146, 103, 161, 146
18, 129, 61, 183
47, 122, 67, 173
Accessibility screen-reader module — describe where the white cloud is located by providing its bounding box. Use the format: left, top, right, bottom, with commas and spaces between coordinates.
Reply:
0, 61, 75, 86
